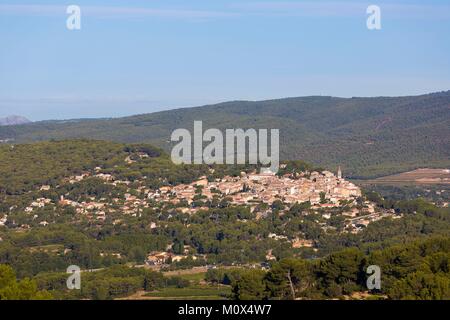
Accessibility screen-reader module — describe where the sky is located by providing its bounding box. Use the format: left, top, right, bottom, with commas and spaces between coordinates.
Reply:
0, 0, 449, 121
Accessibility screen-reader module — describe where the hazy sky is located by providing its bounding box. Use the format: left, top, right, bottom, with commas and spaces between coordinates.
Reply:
1, 0, 449, 120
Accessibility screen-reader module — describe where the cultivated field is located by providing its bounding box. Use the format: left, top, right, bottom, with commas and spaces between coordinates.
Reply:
363, 168, 450, 185
118, 270, 232, 300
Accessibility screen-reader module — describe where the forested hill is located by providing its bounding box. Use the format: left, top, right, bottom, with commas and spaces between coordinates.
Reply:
0, 140, 244, 197
1, 91, 449, 178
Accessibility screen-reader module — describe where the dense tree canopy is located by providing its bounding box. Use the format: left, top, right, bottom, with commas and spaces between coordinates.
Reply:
0, 264, 52, 300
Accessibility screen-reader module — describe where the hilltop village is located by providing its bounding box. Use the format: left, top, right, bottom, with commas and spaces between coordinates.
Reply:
0, 142, 406, 270
7, 161, 401, 268
4, 162, 399, 267
166, 167, 361, 207
15, 161, 397, 238
11, 138, 447, 298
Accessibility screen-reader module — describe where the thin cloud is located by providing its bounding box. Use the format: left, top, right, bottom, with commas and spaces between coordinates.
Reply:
0, 4, 240, 20
231, 1, 450, 19
231, 1, 363, 17
1, 3, 449, 20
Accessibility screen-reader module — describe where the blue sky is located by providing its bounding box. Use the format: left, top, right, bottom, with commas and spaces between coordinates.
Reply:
0, 0, 449, 120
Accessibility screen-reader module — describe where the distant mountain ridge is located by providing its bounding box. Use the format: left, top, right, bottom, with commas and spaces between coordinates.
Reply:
0, 115, 31, 126
0, 91, 449, 178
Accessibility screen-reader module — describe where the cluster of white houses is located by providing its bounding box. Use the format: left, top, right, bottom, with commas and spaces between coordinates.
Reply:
153, 167, 362, 207
12, 165, 399, 264
22, 167, 363, 224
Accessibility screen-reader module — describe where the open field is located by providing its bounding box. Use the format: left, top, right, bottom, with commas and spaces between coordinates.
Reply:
143, 286, 231, 300
360, 168, 450, 185
27, 244, 64, 253
119, 285, 231, 300
167, 272, 207, 283
162, 266, 209, 278
118, 267, 234, 300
